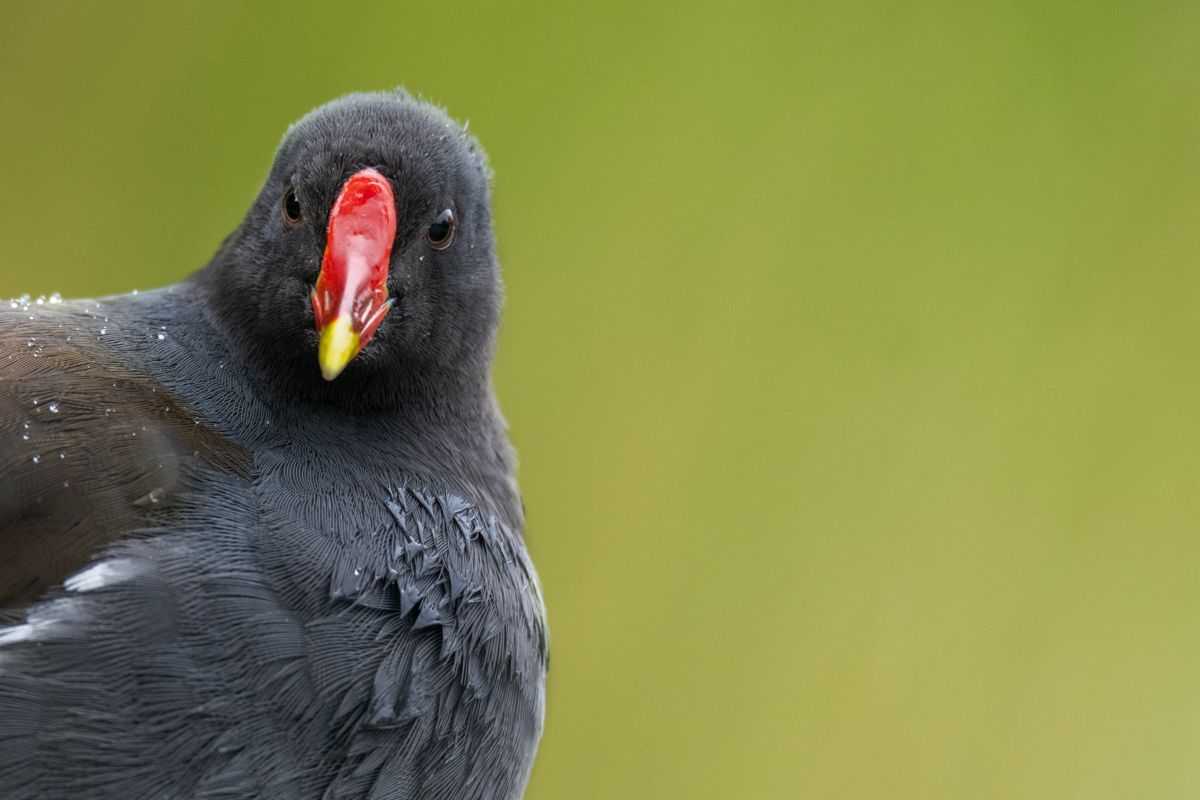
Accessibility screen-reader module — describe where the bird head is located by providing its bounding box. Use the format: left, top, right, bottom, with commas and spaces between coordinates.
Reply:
207, 91, 501, 402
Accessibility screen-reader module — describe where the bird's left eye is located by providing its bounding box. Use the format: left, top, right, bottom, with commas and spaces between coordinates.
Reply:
423, 208, 456, 250
281, 184, 302, 226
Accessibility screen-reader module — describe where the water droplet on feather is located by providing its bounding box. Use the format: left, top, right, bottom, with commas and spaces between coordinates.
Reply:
134, 487, 166, 506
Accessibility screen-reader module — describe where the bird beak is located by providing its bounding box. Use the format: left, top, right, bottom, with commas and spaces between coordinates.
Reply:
311, 168, 397, 381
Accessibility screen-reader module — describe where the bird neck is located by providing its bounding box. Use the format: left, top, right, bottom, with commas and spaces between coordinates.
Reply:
192, 253, 495, 419
145, 276, 521, 525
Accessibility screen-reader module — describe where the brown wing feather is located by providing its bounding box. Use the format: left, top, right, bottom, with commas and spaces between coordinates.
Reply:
0, 328, 249, 615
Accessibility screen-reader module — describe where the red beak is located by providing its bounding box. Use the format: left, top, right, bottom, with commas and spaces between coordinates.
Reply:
311, 168, 397, 381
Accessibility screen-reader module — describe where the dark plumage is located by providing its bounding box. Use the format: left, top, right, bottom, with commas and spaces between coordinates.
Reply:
0, 91, 547, 799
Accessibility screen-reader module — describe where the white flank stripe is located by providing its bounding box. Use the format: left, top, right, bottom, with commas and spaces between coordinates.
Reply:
0, 619, 51, 646
64, 558, 139, 592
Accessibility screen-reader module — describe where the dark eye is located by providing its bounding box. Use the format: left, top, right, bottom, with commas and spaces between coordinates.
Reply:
423, 208, 456, 250
281, 185, 302, 226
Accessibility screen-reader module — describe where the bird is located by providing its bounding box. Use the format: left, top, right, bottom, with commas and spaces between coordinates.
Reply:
0, 91, 547, 800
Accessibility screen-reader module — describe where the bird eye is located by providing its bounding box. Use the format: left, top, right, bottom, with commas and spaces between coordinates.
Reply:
423, 208, 456, 250
281, 185, 302, 226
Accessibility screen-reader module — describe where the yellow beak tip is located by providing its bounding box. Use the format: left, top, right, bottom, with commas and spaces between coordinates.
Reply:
318, 316, 361, 382
320, 363, 347, 382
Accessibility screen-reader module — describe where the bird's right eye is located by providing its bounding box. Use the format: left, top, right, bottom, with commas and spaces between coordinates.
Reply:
423, 208, 456, 250
282, 185, 302, 226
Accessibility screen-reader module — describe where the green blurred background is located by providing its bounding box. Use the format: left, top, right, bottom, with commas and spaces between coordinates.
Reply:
3, 2, 1199, 797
